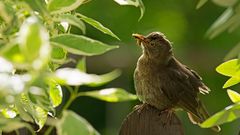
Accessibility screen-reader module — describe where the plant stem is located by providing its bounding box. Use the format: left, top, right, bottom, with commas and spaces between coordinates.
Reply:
44, 126, 53, 135
62, 94, 76, 110
44, 86, 78, 135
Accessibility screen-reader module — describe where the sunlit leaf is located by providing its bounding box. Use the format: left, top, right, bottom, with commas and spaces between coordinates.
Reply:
76, 57, 86, 72
216, 59, 240, 77
196, 0, 208, 9
56, 110, 99, 135
55, 68, 121, 86
51, 46, 67, 63
223, 76, 240, 88
1, 107, 17, 118
201, 103, 240, 128
138, 0, 145, 21
53, 14, 86, 34
15, 101, 33, 122
49, 83, 62, 107
0, 73, 30, 100
113, 0, 145, 20
207, 8, 234, 39
20, 94, 48, 131
48, 0, 85, 14
78, 88, 137, 102
227, 89, 240, 103
0, 44, 26, 66
18, 16, 51, 69
53, 12, 97, 33
28, 86, 54, 114
212, 0, 237, 7
19, 16, 45, 61
224, 42, 240, 61
34, 106, 48, 131
51, 34, 118, 56
76, 13, 120, 40
114, 0, 136, 5
0, 57, 13, 73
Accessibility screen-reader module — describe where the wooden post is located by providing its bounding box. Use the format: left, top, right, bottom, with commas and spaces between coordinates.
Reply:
119, 104, 184, 135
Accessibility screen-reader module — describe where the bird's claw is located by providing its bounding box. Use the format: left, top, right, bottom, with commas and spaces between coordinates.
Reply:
134, 103, 148, 113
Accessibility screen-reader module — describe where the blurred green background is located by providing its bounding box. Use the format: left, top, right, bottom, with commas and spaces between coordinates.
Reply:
67, 0, 240, 135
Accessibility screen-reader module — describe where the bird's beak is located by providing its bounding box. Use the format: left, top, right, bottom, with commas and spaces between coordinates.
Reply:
132, 33, 146, 46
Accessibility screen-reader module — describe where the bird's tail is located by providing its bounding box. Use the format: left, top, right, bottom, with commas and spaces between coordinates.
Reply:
187, 101, 221, 132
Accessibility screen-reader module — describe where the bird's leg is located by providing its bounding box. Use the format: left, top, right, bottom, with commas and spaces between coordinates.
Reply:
161, 108, 173, 126
134, 103, 148, 113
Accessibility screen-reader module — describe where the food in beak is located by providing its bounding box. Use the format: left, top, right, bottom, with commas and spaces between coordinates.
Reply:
132, 33, 145, 46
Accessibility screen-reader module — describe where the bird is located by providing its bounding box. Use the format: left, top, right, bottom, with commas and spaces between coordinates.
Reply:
132, 32, 220, 132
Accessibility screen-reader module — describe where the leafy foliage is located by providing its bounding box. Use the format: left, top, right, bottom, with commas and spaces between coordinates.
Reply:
113, 0, 145, 21
51, 34, 118, 56
0, 0, 143, 134
198, 0, 240, 129
77, 88, 137, 102
56, 110, 99, 135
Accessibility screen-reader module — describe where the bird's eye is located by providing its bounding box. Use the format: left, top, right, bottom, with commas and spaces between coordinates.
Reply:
151, 36, 158, 40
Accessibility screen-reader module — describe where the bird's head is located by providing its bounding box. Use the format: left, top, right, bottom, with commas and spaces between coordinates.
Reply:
132, 32, 172, 60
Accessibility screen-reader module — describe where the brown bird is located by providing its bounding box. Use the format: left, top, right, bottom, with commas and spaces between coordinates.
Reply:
132, 32, 220, 132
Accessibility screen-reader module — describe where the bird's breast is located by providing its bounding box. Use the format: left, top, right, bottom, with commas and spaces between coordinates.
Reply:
134, 64, 171, 110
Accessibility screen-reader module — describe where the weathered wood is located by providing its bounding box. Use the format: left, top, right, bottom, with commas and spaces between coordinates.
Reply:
119, 104, 184, 135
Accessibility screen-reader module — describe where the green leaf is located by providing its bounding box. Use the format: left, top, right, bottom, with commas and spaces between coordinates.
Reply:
15, 101, 33, 122
227, 4, 240, 32
78, 88, 137, 102
23, 0, 48, 16
201, 103, 240, 128
0, 118, 26, 133
0, 57, 13, 73
138, 0, 145, 21
1, 107, 17, 118
114, 0, 136, 5
76, 13, 120, 40
19, 16, 44, 61
48, 0, 85, 14
223, 76, 240, 88
34, 105, 48, 131
55, 68, 121, 86
0, 1, 14, 24
206, 7, 234, 39
212, 0, 237, 7
51, 46, 67, 62
28, 85, 55, 114
0, 44, 26, 66
113, 0, 145, 21
56, 110, 99, 135
216, 59, 240, 77
19, 94, 48, 131
18, 16, 51, 69
196, 0, 208, 9
227, 89, 240, 103
0, 74, 30, 105
224, 42, 240, 61
49, 83, 63, 107
76, 57, 86, 72
51, 34, 118, 56
53, 14, 86, 34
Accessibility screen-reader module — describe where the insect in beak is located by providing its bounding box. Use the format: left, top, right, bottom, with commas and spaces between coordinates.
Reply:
132, 33, 146, 46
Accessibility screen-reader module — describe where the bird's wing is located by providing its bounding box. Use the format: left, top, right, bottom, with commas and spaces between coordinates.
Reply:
160, 67, 221, 131
184, 66, 210, 94
160, 68, 200, 117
